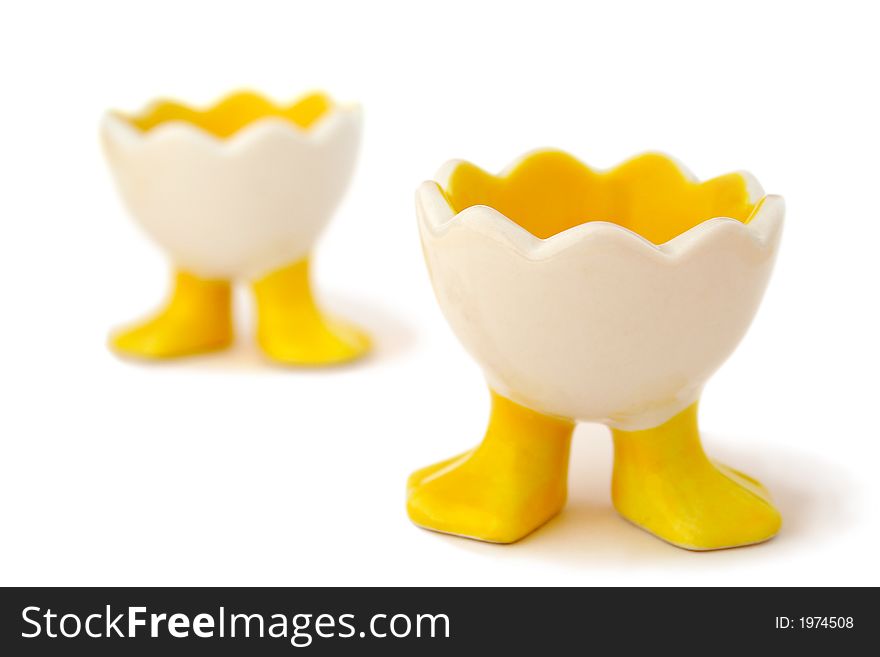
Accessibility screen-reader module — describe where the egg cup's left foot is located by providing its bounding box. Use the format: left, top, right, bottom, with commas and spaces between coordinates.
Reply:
110, 270, 233, 360
611, 403, 782, 551
407, 391, 574, 544
252, 258, 371, 366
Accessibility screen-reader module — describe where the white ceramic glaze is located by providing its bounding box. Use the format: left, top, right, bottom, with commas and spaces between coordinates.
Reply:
417, 153, 784, 431
101, 100, 361, 280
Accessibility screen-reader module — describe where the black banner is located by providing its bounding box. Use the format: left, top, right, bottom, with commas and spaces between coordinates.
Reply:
0, 587, 870, 654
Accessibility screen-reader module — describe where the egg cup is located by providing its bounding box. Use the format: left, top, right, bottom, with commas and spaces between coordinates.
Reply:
102, 91, 370, 365
410, 150, 784, 550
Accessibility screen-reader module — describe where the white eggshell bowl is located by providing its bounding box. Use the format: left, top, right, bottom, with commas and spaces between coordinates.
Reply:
417, 151, 784, 431
101, 92, 361, 281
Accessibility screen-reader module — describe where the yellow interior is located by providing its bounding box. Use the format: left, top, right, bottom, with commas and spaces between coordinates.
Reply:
443, 151, 760, 244
119, 91, 333, 137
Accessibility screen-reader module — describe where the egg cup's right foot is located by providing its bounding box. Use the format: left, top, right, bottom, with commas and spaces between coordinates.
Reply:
110, 270, 233, 360
407, 391, 574, 544
252, 257, 371, 367
611, 403, 782, 551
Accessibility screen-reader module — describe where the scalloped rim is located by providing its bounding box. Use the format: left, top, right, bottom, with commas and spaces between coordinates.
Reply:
101, 91, 361, 151
417, 150, 784, 261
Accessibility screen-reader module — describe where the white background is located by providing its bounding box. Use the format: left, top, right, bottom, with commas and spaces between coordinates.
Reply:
1, 0, 878, 586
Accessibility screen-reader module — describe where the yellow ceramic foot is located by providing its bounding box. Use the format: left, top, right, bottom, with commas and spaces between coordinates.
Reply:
110, 270, 233, 359
407, 391, 574, 544
611, 403, 781, 550
252, 258, 371, 366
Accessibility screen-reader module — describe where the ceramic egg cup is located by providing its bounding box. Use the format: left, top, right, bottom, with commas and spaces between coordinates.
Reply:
102, 91, 370, 366
409, 150, 784, 550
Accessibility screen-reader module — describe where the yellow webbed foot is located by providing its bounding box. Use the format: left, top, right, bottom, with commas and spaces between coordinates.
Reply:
611, 403, 781, 551
252, 258, 371, 366
110, 271, 233, 360
407, 392, 574, 544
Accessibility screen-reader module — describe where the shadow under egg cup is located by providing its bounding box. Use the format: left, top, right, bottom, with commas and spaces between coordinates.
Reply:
409, 150, 784, 550
101, 91, 370, 366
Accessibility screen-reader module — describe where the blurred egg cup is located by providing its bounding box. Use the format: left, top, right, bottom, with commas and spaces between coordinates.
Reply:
102, 91, 370, 366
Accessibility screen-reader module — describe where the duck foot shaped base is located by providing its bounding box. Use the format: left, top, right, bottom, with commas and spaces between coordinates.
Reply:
407, 392, 574, 544
611, 404, 782, 551
253, 258, 371, 366
110, 271, 233, 360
